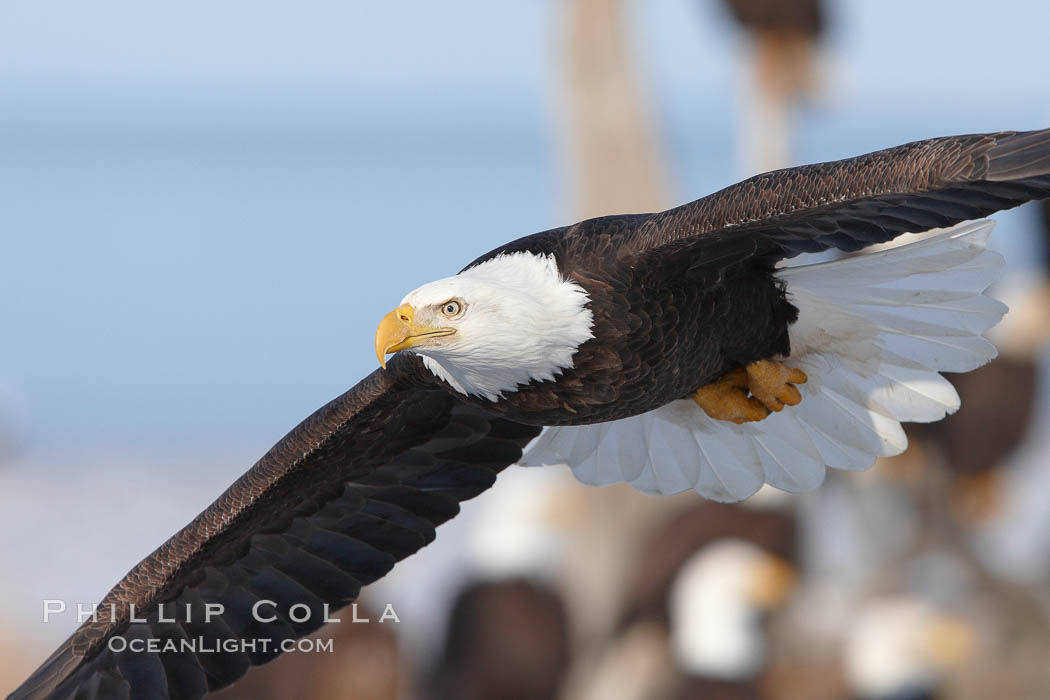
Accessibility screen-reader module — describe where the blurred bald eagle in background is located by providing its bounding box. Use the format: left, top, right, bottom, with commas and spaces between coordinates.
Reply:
11, 128, 1050, 700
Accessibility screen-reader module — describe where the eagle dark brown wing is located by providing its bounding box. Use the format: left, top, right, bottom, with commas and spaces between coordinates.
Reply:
10, 355, 539, 700
632, 128, 1050, 275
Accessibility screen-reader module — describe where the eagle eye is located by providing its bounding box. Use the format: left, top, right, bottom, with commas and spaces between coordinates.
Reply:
440, 299, 464, 318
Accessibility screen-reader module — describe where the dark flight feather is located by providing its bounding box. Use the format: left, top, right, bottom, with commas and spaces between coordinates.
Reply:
10, 356, 539, 700
634, 129, 1050, 265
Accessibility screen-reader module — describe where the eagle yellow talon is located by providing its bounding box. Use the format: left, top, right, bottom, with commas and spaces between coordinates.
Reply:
691, 368, 771, 424
692, 360, 808, 424
745, 359, 808, 413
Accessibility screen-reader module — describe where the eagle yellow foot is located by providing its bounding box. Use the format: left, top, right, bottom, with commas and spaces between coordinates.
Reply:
745, 359, 808, 413
691, 360, 808, 424
691, 368, 770, 424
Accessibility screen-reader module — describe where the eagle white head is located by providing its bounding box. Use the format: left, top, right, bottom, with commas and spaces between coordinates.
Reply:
375, 252, 594, 401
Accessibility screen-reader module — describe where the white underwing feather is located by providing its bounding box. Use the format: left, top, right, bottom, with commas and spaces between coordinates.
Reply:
520, 220, 1006, 502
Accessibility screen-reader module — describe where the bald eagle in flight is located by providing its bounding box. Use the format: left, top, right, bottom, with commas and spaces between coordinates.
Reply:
12, 129, 1050, 700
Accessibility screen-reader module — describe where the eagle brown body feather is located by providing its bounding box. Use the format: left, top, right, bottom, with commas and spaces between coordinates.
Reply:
11, 129, 1050, 700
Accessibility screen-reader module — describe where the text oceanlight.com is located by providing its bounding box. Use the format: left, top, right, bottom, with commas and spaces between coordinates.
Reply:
109, 636, 336, 655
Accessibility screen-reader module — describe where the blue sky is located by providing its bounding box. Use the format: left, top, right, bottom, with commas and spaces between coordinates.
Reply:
2, 0, 1050, 453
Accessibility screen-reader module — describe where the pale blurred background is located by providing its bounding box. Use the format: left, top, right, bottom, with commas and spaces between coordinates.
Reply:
3, 1, 1050, 698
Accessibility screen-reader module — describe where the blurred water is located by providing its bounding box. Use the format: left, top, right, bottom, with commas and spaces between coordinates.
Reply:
0, 105, 561, 449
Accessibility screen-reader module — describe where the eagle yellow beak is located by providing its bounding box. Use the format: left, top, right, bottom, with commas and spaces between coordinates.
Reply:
374, 303, 455, 369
